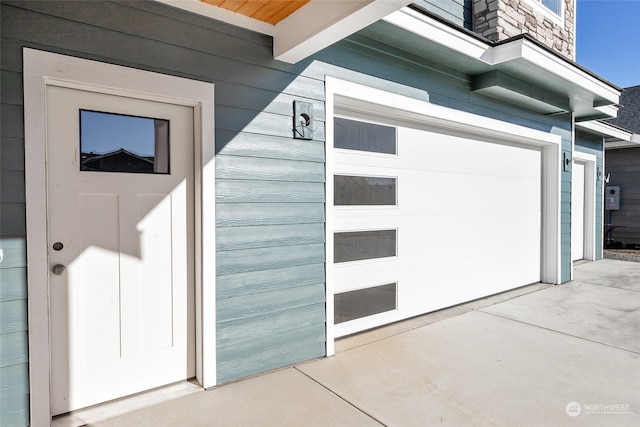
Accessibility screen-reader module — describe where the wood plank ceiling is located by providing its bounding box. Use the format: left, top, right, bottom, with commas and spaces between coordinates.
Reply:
201, 0, 310, 25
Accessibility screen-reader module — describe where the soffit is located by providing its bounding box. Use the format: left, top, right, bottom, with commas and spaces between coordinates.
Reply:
200, 0, 309, 25
157, 0, 412, 63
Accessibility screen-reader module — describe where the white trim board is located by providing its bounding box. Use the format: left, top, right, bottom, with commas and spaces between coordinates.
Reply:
325, 77, 562, 352
577, 120, 632, 141
522, 0, 564, 27
572, 152, 598, 271
23, 48, 216, 425
274, 0, 412, 63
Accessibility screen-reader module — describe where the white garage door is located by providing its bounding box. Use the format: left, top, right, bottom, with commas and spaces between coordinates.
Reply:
333, 115, 542, 337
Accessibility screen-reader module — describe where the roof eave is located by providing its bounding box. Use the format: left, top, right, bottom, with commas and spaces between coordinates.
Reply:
383, 7, 621, 120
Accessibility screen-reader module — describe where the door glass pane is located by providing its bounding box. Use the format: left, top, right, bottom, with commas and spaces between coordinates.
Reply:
334, 230, 397, 263
335, 117, 396, 154
335, 175, 396, 206
335, 283, 397, 324
80, 110, 169, 174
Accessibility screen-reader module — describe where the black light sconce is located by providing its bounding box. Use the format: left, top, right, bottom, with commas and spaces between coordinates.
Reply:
293, 100, 315, 140
562, 151, 571, 172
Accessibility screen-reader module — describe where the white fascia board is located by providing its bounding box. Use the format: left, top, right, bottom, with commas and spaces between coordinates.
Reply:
385, 7, 619, 106
489, 39, 619, 105
154, 0, 274, 35
577, 121, 631, 140
274, 0, 412, 63
383, 7, 490, 60
605, 139, 640, 149
604, 132, 640, 149
594, 104, 618, 119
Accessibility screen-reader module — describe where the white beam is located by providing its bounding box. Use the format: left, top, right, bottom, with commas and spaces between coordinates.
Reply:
577, 121, 632, 141
383, 7, 490, 61
274, 0, 411, 64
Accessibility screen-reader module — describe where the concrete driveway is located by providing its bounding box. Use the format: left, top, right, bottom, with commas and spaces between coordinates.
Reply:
63, 259, 640, 426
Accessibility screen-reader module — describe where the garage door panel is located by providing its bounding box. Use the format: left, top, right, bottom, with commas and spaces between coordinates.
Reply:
400, 127, 542, 178
333, 117, 543, 336
397, 247, 540, 312
334, 152, 400, 169
334, 266, 400, 292
400, 175, 540, 215
397, 213, 540, 261
334, 216, 400, 233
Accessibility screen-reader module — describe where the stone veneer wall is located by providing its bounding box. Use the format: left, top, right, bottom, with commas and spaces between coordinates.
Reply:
473, 0, 574, 59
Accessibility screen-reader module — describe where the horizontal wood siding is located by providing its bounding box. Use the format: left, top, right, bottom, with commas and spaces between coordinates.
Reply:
413, 0, 473, 29
556, 127, 573, 283
605, 147, 640, 244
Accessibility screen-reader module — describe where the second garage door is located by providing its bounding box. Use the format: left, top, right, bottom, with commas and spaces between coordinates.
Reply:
332, 114, 542, 337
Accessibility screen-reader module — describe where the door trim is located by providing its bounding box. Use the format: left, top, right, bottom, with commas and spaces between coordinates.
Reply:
572, 152, 597, 267
325, 76, 562, 353
23, 48, 216, 424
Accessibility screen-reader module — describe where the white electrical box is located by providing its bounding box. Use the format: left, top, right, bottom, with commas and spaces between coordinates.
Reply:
605, 186, 620, 211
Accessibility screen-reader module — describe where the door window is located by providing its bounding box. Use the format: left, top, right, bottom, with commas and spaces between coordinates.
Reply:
80, 110, 170, 173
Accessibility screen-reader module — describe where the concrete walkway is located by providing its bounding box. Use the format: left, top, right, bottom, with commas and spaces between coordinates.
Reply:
67, 260, 640, 426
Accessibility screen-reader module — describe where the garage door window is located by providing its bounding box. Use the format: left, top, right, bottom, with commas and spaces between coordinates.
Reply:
334, 283, 397, 324
334, 117, 396, 154
335, 175, 396, 206
334, 229, 397, 263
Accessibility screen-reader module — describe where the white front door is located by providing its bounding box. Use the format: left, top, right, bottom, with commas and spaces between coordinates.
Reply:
47, 85, 195, 415
571, 161, 586, 261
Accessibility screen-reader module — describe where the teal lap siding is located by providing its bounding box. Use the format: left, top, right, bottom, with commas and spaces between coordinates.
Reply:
412, 0, 473, 29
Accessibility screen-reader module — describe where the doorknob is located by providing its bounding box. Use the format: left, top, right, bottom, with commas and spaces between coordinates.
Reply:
52, 264, 66, 275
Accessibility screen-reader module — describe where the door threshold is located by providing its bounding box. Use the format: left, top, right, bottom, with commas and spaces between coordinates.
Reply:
52, 379, 202, 427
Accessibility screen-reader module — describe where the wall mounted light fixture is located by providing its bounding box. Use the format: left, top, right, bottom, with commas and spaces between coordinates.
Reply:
562, 151, 571, 172
293, 100, 315, 140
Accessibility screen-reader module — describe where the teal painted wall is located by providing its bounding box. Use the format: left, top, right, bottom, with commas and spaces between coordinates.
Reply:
0, 0, 584, 422
558, 128, 574, 282
413, 0, 473, 29
575, 131, 604, 260
0, 0, 30, 418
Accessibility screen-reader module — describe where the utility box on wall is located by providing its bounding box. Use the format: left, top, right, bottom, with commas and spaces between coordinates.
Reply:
605, 186, 621, 210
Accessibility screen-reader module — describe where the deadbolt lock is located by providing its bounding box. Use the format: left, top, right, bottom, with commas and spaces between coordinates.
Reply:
52, 264, 66, 275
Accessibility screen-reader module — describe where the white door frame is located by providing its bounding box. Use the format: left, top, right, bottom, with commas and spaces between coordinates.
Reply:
23, 48, 216, 424
572, 151, 597, 265
325, 77, 562, 355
